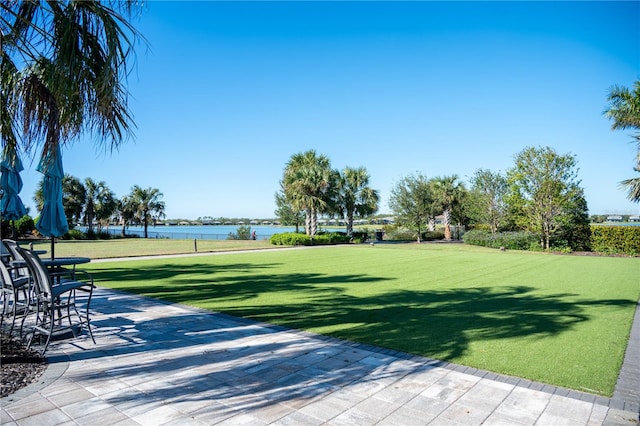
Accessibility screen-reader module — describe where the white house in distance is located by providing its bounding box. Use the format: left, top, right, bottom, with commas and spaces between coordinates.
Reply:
606, 215, 623, 222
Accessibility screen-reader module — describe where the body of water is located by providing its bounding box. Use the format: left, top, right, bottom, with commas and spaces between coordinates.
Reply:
78, 225, 299, 240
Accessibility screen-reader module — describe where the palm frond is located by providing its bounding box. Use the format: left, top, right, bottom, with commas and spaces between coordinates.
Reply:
620, 176, 640, 203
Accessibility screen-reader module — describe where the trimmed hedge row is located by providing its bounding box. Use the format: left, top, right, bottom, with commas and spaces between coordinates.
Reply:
591, 225, 640, 255
464, 226, 640, 256
270, 232, 351, 246
462, 230, 539, 250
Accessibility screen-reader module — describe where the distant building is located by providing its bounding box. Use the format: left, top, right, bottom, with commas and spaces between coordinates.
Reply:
629, 215, 640, 222
606, 215, 623, 222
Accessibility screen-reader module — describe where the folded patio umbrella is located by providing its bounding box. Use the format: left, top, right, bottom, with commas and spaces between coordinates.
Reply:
0, 146, 27, 237
35, 145, 69, 259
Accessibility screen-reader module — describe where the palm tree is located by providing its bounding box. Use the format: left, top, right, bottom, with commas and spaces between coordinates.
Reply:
431, 175, 466, 240
83, 178, 114, 233
282, 150, 336, 237
117, 195, 137, 237
94, 187, 117, 232
130, 186, 165, 238
604, 80, 640, 202
83, 178, 99, 232
1, 2, 142, 163
336, 167, 379, 237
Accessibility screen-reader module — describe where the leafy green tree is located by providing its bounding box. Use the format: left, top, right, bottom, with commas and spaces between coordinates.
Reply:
604, 80, 640, 202
282, 150, 337, 237
553, 187, 591, 251
274, 186, 303, 233
1, 1, 143, 164
389, 174, 433, 242
468, 169, 508, 233
335, 166, 379, 237
431, 175, 466, 240
130, 186, 165, 238
507, 146, 586, 250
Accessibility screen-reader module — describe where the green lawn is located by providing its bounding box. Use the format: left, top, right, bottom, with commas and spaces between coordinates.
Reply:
83, 243, 640, 396
28, 238, 274, 259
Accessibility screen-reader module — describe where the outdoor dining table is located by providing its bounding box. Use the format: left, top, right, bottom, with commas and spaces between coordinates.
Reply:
40, 257, 91, 279
10, 256, 91, 280
39, 257, 91, 267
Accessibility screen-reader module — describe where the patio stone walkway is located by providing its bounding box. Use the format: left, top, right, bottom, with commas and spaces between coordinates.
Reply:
1, 285, 639, 425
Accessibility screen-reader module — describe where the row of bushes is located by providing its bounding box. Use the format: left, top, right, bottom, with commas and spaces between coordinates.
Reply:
591, 225, 640, 255
462, 230, 540, 251
270, 232, 352, 246
64, 229, 135, 240
382, 226, 445, 242
463, 226, 640, 256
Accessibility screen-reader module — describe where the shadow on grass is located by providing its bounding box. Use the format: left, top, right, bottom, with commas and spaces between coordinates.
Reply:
89, 261, 636, 363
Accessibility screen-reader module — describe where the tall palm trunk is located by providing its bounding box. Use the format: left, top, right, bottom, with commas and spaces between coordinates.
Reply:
305, 208, 312, 236
346, 212, 354, 237
86, 207, 94, 233
428, 217, 436, 232
143, 209, 149, 238
443, 208, 451, 240
310, 207, 318, 237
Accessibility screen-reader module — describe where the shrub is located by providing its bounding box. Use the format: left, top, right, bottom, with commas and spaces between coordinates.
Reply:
15, 215, 35, 236
320, 232, 351, 244
64, 229, 115, 240
228, 225, 251, 240
463, 230, 539, 250
384, 227, 416, 241
1, 215, 35, 238
65, 229, 86, 240
97, 230, 112, 240
270, 232, 351, 246
591, 225, 640, 256
422, 231, 445, 241
270, 232, 312, 246
351, 231, 369, 243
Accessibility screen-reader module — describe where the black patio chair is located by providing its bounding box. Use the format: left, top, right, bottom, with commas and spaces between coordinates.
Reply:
18, 247, 96, 354
0, 260, 31, 336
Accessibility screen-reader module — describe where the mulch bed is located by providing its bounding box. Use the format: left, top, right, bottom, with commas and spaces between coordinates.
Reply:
0, 333, 47, 398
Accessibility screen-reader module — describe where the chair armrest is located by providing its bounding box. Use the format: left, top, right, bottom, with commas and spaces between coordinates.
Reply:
51, 269, 94, 289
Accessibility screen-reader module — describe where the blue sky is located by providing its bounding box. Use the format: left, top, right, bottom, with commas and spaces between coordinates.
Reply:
19, 1, 640, 219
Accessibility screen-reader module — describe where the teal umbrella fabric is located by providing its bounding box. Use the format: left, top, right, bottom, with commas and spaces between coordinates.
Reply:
36, 145, 69, 258
0, 146, 27, 221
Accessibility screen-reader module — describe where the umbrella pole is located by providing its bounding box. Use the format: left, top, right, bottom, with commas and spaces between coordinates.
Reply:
51, 236, 55, 260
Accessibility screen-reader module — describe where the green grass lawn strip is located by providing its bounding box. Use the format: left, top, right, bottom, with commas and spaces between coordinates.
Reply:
30, 238, 274, 259
84, 244, 640, 396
